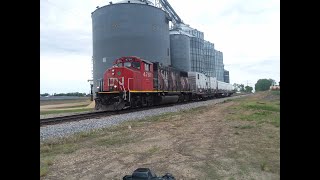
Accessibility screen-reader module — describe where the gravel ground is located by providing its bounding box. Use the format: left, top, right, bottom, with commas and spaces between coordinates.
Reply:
40, 95, 249, 141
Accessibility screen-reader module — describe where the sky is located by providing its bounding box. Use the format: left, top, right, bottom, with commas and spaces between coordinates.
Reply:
40, 0, 280, 94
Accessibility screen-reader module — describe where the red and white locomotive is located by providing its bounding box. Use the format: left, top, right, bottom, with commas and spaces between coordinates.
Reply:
95, 56, 234, 110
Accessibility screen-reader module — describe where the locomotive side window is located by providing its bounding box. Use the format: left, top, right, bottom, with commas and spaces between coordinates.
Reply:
116, 63, 123, 67
145, 63, 150, 71
132, 62, 141, 69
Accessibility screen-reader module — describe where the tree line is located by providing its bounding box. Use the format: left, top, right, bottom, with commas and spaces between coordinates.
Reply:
255, 79, 279, 91
41, 79, 279, 96
233, 78, 279, 93
232, 83, 253, 93
40, 92, 88, 97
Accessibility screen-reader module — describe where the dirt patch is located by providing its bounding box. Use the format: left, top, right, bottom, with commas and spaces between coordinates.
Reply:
41, 93, 280, 179
86, 101, 95, 108
40, 100, 94, 117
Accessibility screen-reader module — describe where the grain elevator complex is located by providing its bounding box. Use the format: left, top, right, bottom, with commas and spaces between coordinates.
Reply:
91, 0, 230, 92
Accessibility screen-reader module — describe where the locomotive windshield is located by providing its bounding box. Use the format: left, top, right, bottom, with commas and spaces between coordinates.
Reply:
115, 63, 123, 67
132, 62, 141, 69
113, 57, 141, 70
124, 62, 131, 68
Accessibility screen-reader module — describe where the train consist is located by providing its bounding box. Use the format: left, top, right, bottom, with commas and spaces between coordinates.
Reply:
95, 56, 235, 111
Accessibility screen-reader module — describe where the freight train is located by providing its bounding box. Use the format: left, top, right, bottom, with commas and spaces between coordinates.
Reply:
95, 56, 235, 111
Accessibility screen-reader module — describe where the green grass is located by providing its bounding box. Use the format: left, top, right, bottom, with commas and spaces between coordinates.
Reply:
227, 92, 280, 127
40, 156, 54, 177
39, 102, 254, 178
40, 166, 48, 177
142, 112, 177, 122
147, 145, 160, 154
260, 162, 269, 171
196, 163, 221, 179
39, 106, 207, 177
271, 91, 280, 96
234, 125, 254, 129
244, 103, 279, 112
40, 98, 90, 106
95, 132, 139, 147
40, 93, 279, 178
224, 99, 233, 103
40, 108, 93, 115
50, 104, 90, 109
40, 131, 99, 177
41, 143, 78, 156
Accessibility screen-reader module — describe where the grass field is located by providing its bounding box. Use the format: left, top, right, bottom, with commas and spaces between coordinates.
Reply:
40, 97, 90, 106
40, 97, 93, 115
40, 91, 280, 179
40, 108, 93, 115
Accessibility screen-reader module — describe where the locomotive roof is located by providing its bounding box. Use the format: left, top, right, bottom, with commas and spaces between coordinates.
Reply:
119, 56, 153, 64
141, 59, 153, 64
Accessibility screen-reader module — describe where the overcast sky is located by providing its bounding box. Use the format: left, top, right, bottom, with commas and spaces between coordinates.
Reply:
40, 0, 280, 94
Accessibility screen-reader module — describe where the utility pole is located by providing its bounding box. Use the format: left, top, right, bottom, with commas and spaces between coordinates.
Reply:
87, 79, 93, 101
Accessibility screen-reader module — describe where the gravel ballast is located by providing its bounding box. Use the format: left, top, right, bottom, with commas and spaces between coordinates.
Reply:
40, 95, 248, 141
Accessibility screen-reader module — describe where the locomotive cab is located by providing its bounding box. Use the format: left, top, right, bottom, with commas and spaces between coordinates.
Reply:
95, 56, 154, 110
102, 56, 153, 92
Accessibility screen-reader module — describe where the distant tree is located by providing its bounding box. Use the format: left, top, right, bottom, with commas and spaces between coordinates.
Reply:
245, 86, 253, 93
53, 92, 87, 97
269, 79, 276, 86
233, 83, 239, 91
239, 84, 245, 92
40, 93, 49, 97
255, 79, 273, 91
232, 83, 246, 92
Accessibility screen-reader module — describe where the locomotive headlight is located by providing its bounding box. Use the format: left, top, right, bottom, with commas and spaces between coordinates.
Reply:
97, 86, 99, 89
112, 72, 115, 75
114, 85, 117, 88
112, 69, 114, 72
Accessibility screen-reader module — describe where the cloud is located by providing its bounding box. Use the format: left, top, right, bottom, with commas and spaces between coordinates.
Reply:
40, 53, 92, 94
40, 30, 91, 55
225, 58, 280, 85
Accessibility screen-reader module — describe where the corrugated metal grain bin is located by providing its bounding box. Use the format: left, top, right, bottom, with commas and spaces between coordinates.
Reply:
204, 41, 215, 77
170, 30, 191, 72
224, 70, 230, 83
91, 1, 171, 92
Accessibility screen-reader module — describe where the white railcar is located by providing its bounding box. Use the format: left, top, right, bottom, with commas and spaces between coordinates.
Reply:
188, 72, 210, 93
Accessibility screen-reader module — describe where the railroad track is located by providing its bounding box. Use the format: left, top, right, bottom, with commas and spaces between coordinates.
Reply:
40, 111, 114, 126
40, 103, 176, 126
40, 94, 249, 126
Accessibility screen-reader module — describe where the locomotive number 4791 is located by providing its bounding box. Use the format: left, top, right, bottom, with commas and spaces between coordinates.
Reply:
143, 71, 152, 78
